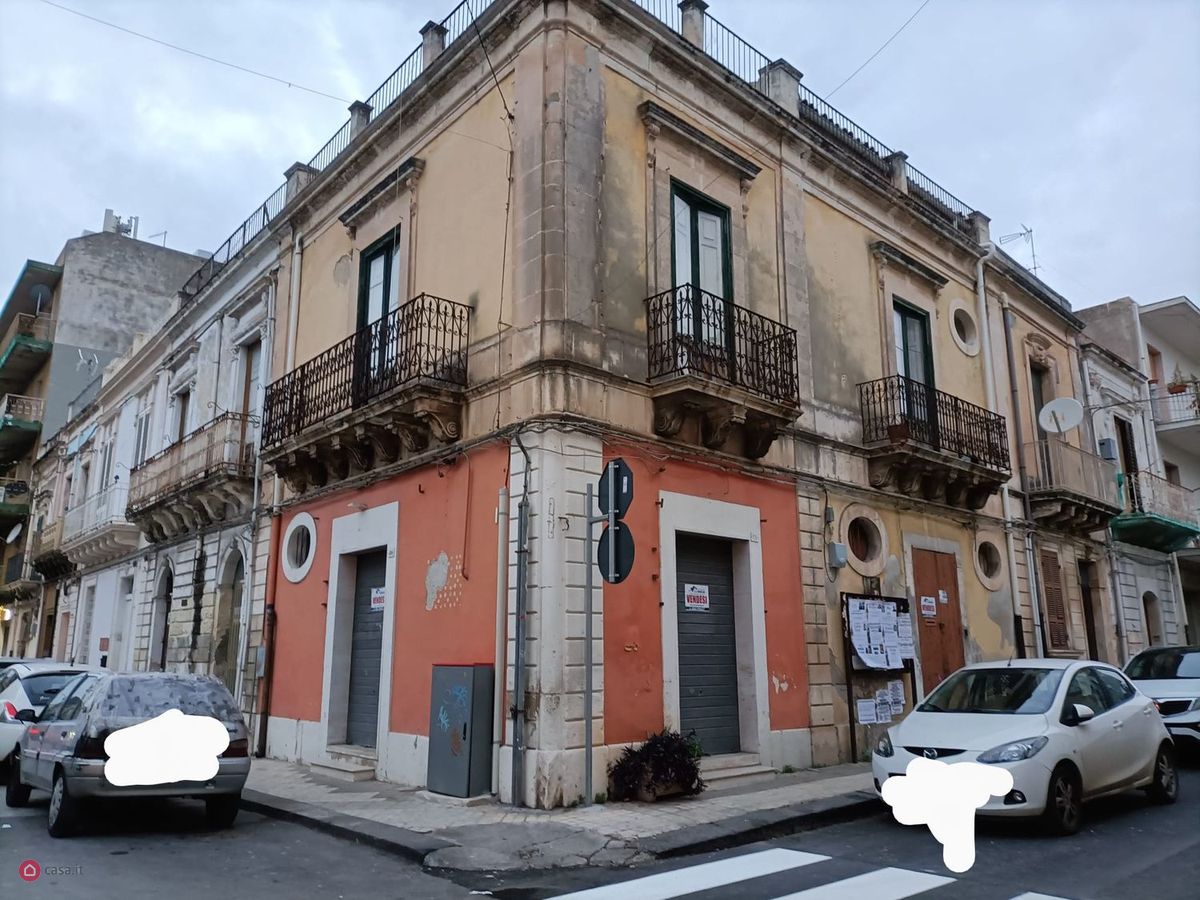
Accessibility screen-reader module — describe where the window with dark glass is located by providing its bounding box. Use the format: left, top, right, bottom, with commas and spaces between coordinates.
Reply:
358, 231, 403, 329
671, 183, 731, 347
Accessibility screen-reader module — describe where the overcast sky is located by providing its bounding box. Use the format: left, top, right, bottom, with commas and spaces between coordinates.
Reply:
2, 0, 1197, 311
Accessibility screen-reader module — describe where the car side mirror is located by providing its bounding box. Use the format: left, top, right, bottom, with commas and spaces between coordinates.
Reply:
14, 708, 37, 723
1065, 703, 1095, 726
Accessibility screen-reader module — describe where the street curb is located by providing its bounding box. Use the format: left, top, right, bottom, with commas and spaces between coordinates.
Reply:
639, 791, 884, 859
240, 789, 455, 864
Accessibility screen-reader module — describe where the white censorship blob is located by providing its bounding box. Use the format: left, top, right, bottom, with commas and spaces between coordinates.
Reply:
104, 709, 230, 786
881, 757, 1014, 873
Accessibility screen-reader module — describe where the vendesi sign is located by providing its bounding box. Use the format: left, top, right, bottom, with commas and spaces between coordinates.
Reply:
370, 586, 386, 611
683, 583, 710, 611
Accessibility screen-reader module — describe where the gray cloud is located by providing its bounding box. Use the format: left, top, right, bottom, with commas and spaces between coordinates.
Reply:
2, 0, 1196, 309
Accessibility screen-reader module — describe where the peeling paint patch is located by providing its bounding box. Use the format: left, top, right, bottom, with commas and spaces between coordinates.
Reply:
771, 673, 790, 693
425, 551, 465, 611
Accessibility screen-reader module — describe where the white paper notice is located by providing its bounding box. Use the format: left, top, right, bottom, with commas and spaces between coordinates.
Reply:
889, 679, 906, 709
897, 618, 915, 658
856, 698, 878, 725
884, 632, 902, 669
684, 584, 710, 611
370, 587, 386, 611
938, 589, 950, 606
921, 596, 937, 617
849, 601, 867, 633
867, 601, 884, 626
875, 689, 893, 723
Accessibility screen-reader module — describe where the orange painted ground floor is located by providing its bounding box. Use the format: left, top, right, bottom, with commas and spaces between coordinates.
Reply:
259, 428, 815, 808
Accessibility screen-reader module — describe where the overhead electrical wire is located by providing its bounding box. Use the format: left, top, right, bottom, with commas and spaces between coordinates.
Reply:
825, 0, 935, 100
37, 0, 350, 103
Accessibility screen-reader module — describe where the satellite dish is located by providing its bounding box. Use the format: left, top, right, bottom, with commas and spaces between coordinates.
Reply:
1038, 397, 1084, 434
29, 284, 52, 311
5, 522, 22, 544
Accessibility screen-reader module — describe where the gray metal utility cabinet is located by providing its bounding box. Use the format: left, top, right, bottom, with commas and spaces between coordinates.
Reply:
426, 664, 494, 797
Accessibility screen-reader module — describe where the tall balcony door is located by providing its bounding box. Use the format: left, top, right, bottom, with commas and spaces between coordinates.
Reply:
353, 231, 404, 406
240, 339, 263, 453
672, 185, 731, 372
893, 301, 937, 446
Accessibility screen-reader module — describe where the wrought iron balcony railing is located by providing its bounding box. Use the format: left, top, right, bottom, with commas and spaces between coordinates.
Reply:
63, 483, 130, 543
2, 551, 36, 587
1122, 470, 1200, 527
645, 285, 800, 407
127, 412, 257, 513
0, 469, 32, 506
859, 374, 1011, 473
263, 293, 470, 448
1023, 439, 1120, 507
1, 394, 44, 422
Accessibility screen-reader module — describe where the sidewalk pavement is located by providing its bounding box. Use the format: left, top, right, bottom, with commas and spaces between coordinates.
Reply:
241, 757, 879, 872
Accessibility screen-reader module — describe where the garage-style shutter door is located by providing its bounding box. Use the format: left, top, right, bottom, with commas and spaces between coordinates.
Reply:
347, 550, 387, 747
676, 534, 740, 756
1040, 549, 1069, 650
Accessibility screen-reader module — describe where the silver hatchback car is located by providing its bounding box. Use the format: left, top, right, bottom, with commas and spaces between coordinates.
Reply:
5, 671, 251, 837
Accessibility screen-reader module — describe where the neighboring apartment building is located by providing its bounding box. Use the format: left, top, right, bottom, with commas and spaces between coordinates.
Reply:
0, 212, 201, 656
1081, 296, 1200, 645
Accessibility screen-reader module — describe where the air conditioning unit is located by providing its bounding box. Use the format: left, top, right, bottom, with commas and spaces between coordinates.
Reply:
1097, 438, 1118, 461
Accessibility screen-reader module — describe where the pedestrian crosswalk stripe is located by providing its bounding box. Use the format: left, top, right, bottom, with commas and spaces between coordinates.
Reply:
771, 866, 956, 900
1007, 894, 1073, 900
548, 848, 830, 900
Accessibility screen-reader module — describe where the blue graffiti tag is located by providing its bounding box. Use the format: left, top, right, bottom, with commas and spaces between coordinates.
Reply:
436, 705, 450, 733
449, 685, 469, 710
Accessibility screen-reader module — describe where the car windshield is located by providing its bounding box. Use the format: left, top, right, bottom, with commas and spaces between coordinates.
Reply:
1125, 649, 1200, 680
918, 667, 1065, 714
20, 672, 82, 706
95, 675, 243, 722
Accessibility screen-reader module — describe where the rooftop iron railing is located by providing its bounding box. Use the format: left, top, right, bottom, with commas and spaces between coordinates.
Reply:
179, 0, 501, 306
645, 284, 799, 407
263, 294, 470, 447
859, 374, 1010, 473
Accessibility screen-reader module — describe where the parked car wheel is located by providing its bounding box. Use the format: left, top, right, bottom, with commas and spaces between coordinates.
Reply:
205, 793, 240, 829
5, 750, 30, 808
1041, 764, 1082, 836
47, 770, 82, 838
1145, 743, 1180, 804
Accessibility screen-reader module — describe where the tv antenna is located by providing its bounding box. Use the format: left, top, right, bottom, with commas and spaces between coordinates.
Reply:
146, 230, 168, 246
999, 225, 1039, 276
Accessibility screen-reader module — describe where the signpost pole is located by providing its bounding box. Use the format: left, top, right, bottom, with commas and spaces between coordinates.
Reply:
584, 482, 595, 807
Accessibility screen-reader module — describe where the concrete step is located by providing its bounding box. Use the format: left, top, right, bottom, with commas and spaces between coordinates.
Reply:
699, 763, 777, 791
310, 758, 377, 782
698, 753, 761, 773
326, 744, 378, 768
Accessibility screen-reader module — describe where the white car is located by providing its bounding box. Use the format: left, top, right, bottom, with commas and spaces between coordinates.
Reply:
871, 659, 1179, 834
0, 662, 103, 770
1124, 646, 1200, 752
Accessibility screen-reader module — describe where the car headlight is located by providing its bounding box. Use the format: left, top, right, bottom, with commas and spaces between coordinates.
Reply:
1191, 699, 1200, 712
875, 732, 894, 758
977, 735, 1048, 764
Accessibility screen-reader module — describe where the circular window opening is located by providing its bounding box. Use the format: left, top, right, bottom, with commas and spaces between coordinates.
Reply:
977, 540, 1002, 580
288, 527, 311, 569
848, 517, 881, 564
953, 308, 978, 347
282, 512, 317, 583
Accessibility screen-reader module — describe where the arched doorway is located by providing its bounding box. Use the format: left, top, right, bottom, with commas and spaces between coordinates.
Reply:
151, 566, 173, 671
212, 551, 244, 696
1142, 591, 1165, 647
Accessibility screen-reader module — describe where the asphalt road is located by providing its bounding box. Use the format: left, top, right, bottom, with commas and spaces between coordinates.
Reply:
0, 788, 471, 899
3, 763, 1196, 900
452, 761, 1200, 900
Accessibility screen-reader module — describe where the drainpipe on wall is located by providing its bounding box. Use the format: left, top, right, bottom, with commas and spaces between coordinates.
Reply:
974, 243, 1027, 655
255, 510, 283, 759
1170, 551, 1189, 645
236, 275, 277, 710
492, 486, 510, 794
511, 433, 532, 807
1000, 292, 1047, 657
1107, 541, 1129, 664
